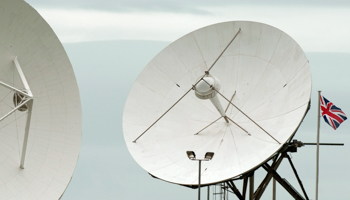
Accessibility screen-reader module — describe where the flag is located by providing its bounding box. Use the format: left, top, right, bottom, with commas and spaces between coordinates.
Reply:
320, 94, 347, 130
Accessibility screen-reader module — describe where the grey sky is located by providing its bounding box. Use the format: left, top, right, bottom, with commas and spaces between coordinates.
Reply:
24, 0, 350, 54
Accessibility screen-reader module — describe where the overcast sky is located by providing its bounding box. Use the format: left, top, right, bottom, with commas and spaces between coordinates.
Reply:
22, 1, 350, 200
26, 0, 350, 53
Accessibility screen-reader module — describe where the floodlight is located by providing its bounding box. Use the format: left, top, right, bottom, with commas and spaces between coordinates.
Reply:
205, 152, 215, 160
187, 151, 196, 159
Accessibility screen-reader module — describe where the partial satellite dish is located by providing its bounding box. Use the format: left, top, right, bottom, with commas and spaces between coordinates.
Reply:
0, 0, 81, 199
123, 21, 311, 186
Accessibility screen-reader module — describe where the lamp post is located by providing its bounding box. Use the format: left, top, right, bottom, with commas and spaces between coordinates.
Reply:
187, 151, 215, 200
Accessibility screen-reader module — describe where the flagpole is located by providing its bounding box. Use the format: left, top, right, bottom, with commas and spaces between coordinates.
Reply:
316, 91, 321, 200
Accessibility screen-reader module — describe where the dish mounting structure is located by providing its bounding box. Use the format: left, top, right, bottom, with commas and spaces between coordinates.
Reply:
0, 0, 82, 199
123, 21, 312, 200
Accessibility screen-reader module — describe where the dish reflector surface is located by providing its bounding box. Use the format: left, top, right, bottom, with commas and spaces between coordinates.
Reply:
0, 0, 81, 199
123, 21, 311, 185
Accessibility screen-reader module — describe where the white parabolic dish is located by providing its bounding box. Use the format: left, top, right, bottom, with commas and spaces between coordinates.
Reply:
123, 21, 311, 186
0, 0, 81, 199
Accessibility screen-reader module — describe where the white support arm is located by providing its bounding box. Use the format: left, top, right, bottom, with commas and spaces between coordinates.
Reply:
0, 81, 32, 98
13, 56, 32, 97
20, 99, 33, 169
0, 98, 31, 122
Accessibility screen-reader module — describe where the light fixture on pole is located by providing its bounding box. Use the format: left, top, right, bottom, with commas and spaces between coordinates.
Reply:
186, 151, 214, 200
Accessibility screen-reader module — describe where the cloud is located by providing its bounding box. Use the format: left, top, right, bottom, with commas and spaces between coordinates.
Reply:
36, 8, 220, 42
35, 5, 350, 54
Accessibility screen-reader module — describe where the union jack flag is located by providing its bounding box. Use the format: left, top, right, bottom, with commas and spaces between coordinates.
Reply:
320, 94, 347, 130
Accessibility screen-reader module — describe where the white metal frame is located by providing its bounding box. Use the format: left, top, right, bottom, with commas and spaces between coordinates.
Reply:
0, 57, 34, 169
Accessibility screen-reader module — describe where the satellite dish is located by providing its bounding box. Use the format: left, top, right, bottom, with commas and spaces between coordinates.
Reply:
123, 21, 311, 186
0, 0, 81, 199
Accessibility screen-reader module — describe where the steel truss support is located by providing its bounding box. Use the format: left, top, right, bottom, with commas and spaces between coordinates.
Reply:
242, 176, 248, 199
262, 162, 305, 200
286, 154, 309, 200
249, 172, 254, 200
227, 180, 244, 200
218, 144, 309, 200
0, 57, 33, 169
254, 153, 285, 199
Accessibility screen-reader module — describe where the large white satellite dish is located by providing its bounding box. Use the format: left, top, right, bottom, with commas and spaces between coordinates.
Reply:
0, 0, 81, 199
123, 21, 311, 186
